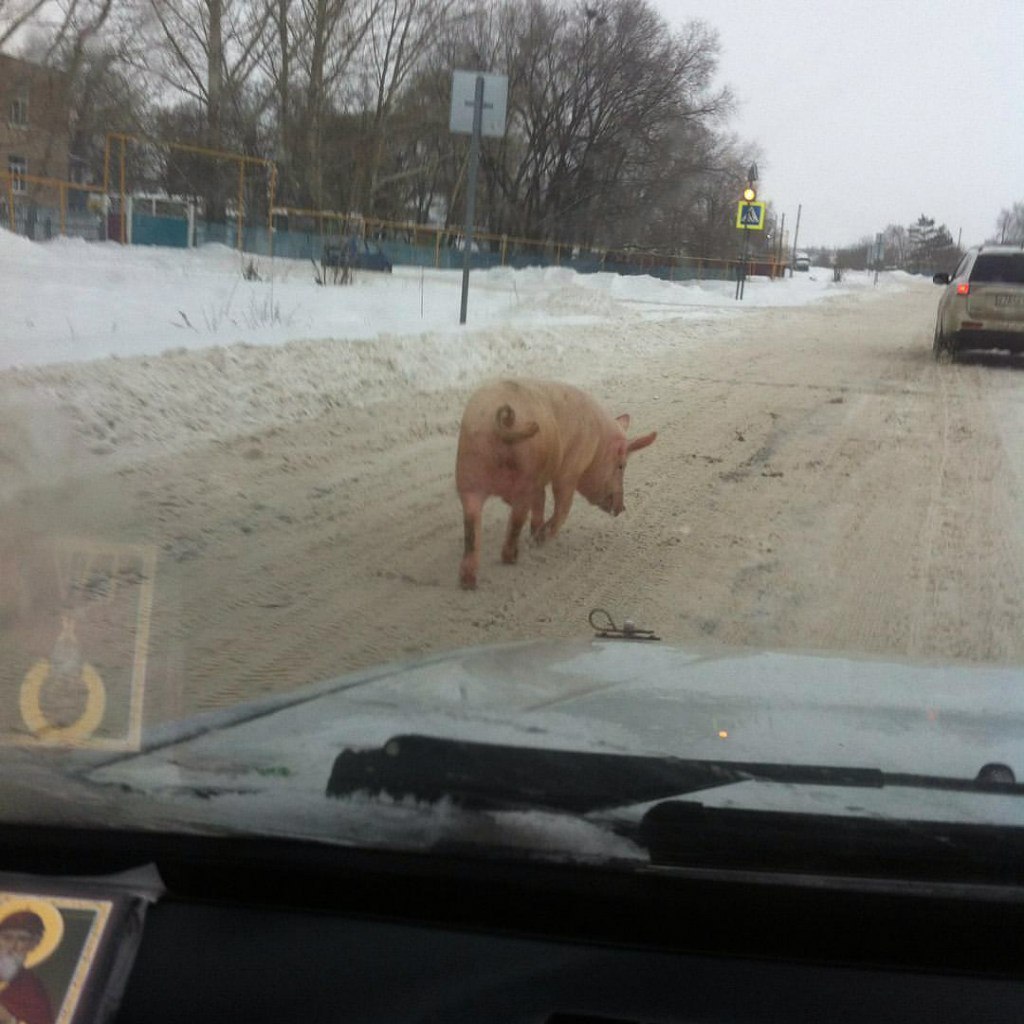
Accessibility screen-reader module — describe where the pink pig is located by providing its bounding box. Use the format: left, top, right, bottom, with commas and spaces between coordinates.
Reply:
455, 378, 657, 589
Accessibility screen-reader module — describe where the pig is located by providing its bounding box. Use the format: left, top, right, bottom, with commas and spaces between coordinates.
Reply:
455, 378, 657, 589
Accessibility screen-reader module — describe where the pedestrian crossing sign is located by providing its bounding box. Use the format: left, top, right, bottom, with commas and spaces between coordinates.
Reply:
736, 201, 766, 230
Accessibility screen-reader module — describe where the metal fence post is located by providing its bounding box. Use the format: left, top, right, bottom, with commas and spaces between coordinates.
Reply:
237, 158, 245, 251
119, 136, 126, 244
268, 164, 276, 258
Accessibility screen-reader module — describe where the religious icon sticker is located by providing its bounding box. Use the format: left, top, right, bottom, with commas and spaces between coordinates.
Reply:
1, 536, 157, 751
0, 869, 163, 1024
0, 892, 110, 1024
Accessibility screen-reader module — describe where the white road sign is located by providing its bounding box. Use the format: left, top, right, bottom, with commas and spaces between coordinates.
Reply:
449, 70, 508, 138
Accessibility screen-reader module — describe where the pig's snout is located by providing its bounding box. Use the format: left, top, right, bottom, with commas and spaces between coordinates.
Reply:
602, 494, 624, 516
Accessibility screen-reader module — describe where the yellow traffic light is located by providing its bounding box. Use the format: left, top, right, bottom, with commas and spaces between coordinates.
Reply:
742, 186, 757, 202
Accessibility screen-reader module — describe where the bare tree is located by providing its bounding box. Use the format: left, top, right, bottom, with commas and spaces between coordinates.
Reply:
667, 129, 759, 257
994, 201, 1024, 244
55, 0, 151, 184
6, 0, 136, 192
882, 223, 908, 268
346, 0, 460, 214
421, 0, 731, 248
0, 0, 51, 49
140, 0, 273, 218
143, 0, 272, 142
298, 0, 382, 207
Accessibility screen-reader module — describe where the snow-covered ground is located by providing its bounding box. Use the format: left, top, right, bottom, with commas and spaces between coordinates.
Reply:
0, 229, 924, 491
1, 229, 912, 371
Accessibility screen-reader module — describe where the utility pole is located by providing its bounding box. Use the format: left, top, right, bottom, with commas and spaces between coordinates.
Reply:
789, 204, 802, 278
777, 212, 785, 276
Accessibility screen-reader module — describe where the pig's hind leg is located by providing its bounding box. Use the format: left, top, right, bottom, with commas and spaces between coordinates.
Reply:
529, 487, 546, 541
501, 499, 531, 565
459, 492, 484, 589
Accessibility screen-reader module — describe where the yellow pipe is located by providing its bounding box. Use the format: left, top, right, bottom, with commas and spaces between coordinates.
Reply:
107, 131, 273, 169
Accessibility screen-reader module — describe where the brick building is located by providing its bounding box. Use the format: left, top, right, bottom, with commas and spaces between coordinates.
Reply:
0, 52, 71, 234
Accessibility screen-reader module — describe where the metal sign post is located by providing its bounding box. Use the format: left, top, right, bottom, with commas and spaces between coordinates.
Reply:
734, 199, 765, 301
449, 70, 508, 325
459, 74, 484, 324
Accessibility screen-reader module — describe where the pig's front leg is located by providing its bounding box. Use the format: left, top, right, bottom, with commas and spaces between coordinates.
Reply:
534, 480, 575, 543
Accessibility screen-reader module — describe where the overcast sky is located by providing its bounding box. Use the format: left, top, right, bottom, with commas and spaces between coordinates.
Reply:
653, 0, 1024, 249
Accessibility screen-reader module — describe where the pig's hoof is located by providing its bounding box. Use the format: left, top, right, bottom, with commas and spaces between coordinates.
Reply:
501, 546, 518, 564
460, 575, 477, 590
532, 527, 547, 546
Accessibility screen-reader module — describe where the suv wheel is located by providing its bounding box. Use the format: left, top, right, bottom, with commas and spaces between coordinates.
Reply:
933, 325, 955, 364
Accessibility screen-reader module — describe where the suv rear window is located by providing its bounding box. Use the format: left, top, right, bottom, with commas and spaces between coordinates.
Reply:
970, 254, 1024, 284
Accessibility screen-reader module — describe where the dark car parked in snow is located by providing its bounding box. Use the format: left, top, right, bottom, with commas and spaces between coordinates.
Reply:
322, 237, 394, 273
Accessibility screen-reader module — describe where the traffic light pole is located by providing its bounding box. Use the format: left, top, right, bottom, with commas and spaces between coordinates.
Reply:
735, 177, 757, 301
735, 225, 750, 301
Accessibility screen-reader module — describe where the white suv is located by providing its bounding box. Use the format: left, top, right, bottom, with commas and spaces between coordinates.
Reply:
932, 246, 1024, 361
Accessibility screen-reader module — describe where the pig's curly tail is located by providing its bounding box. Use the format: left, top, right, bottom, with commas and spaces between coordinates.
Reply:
495, 404, 540, 444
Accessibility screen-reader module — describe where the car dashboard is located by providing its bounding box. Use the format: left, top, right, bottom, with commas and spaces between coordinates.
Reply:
2, 821, 1023, 1023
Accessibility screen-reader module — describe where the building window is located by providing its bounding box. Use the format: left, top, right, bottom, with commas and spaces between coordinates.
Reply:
9, 88, 28, 128
8, 155, 27, 192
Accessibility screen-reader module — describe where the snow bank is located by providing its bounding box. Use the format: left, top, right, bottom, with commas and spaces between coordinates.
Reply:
0, 230, 925, 475
1, 229, 917, 371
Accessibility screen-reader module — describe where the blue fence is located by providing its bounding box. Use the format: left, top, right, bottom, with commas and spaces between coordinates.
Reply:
2, 199, 760, 282
133, 212, 189, 247
1, 202, 104, 241
216, 225, 743, 282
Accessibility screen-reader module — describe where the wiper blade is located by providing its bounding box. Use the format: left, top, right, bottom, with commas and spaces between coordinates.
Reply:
325, 734, 1022, 814
639, 801, 1024, 885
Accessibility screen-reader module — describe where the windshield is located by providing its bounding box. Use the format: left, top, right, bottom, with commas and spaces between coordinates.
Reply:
2, 0, 1024, 873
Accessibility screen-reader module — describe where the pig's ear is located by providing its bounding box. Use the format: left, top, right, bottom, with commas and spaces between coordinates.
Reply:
627, 430, 657, 454
616, 413, 631, 431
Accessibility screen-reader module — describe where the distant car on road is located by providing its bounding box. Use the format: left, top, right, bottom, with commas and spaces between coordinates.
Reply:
322, 237, 393, 274
794, 252, 811, 272
932, 245, 1024, 361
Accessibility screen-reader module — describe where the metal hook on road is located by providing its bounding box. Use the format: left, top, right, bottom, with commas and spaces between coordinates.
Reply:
588, 608, 661, 641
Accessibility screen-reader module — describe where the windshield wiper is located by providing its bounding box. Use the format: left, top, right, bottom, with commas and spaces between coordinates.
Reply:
638, 801, 1024, 885
325, 734, 1022, 814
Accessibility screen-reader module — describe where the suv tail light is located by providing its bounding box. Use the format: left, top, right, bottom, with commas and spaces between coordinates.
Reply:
957, 283, 970, 295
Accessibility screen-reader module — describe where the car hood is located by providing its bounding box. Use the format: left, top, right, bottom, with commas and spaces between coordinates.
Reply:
5, 640, 1024, 858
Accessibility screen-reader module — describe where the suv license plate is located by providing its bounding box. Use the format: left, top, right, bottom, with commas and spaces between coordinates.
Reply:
995, 294, 1024, 307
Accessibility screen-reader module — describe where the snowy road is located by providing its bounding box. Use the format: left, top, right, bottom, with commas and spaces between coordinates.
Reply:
4, 279, 1024, 724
